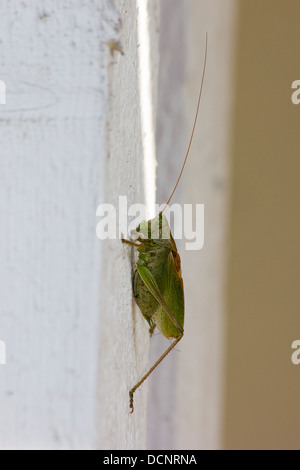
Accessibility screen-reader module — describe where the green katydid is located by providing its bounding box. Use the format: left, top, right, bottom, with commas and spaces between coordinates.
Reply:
122, 33, 208, 413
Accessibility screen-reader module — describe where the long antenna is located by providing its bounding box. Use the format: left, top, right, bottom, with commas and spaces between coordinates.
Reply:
161, 32, 208, 214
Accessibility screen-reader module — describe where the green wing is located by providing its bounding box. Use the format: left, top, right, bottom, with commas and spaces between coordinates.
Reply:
135, 251, 184, 339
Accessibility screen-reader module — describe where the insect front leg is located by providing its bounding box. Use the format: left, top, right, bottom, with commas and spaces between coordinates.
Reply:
148, 321, 156, 336
121, 236, 140, 248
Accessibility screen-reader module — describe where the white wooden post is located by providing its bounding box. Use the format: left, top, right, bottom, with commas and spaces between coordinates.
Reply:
0, 0, 158, 450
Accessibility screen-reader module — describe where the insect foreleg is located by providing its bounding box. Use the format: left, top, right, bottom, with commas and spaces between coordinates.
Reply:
129, 332, 184, 413
121, 238, 140, 248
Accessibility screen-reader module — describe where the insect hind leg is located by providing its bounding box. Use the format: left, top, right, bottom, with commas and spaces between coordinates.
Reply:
129, 332, 183, 413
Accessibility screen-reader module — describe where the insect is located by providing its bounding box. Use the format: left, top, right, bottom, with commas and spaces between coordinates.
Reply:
122, 33, 208, 413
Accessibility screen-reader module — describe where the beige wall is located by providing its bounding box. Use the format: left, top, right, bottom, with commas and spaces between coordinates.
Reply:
223, 0, 300, 450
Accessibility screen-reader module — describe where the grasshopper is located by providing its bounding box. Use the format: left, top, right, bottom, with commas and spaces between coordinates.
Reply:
122, 34, 208, 413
